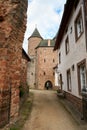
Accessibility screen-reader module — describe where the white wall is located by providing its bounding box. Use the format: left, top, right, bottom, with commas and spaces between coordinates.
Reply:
57, 0, 87, 98
55, 70, 58, 86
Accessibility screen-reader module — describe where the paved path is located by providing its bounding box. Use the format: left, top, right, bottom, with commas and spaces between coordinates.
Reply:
23, 90, 84, 130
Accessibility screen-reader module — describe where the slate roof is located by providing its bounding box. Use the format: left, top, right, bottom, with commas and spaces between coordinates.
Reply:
54, 0, 79, 50
36, 39, 55, 49
28, 28, 43, 39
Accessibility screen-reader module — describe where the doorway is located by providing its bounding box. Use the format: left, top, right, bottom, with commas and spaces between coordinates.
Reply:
45, 80, 53, 90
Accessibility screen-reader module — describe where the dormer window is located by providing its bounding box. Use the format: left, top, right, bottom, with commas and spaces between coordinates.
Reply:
75, 9, 83, 41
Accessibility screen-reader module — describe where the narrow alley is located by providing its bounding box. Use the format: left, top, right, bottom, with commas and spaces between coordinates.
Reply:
23, 90, 85, 130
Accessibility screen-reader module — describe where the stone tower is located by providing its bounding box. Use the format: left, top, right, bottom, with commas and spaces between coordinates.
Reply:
27, 28, 43, 88
35, 39, 58, 90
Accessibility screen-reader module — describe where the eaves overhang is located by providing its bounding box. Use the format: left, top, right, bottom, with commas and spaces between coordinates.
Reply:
54, 0, 79, 50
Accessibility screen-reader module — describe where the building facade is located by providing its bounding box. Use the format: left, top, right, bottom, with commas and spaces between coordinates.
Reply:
54, 0, 87, 114
36, 39, 58, 90
27, 28, 43, 88
27, 28, 58, 90
20, 49, 31, 105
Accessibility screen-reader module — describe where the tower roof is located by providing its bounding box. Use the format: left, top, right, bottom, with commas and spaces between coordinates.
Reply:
28, 28, 43, 39
35, 39, 55, 49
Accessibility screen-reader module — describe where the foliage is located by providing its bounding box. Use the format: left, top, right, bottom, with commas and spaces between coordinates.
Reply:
19, 85, 25, 98
9, 92, 33, 130
19, 83, 29, 98
10, 127, 19, 130
57, 89, 62, 93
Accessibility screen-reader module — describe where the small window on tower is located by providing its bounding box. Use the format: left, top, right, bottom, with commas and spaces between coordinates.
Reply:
53, 72, 55, 76
53, 59, 55, 63
31, 73, 33, 75
44, 72, 46, 75
44, 59, 46, 62
0, 16, 4, 22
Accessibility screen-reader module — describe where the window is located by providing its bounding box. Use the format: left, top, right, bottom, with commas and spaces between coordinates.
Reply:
75, 10, 83, 40
44, 72, 46, 75
67, 69, 72, 91
65, 36, 69, 54
53, 59, 55, 63
59, 52, 61, 64
44, 59, 46, 62
31, 72, 33, 75
53, 72, 55, 76
0, 16, 4, 22
77, 59, 87, 94
70, 27, 72, 34
65, 27, 68, 34
32, 59, 34, 63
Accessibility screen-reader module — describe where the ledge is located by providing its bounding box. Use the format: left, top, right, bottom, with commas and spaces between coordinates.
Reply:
81, 91, 87, 96
57, 92, 65, 98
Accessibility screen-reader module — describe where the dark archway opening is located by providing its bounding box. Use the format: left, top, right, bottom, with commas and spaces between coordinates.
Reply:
45, 80, 53, 90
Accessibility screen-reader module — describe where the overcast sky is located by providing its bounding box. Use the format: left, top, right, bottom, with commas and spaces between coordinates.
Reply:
23, 0, 66, 52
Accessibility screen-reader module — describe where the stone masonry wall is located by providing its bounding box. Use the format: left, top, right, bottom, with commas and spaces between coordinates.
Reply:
65, 91, 82, 113
36, 47, 58, 90
20, 52, 29, 105
28, 37, 42, 56
27, 37, 42, 88
21, 58, 28, 89
0, 0, 27, 127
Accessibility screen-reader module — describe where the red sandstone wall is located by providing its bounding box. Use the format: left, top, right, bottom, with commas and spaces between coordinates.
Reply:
36, 47, 58, 90
27, 37, 42, 88
0, 0, 27, 127
21, 59, 28, 87
20, 53, 29, 103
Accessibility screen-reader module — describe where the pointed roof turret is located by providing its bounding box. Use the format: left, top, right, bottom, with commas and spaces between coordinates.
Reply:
28, 28, 43, 39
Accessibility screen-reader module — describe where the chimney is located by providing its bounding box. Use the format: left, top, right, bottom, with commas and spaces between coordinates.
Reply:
48, 39, 50, 46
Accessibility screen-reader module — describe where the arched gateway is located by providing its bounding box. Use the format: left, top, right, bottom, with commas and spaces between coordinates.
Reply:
45, 80, 53, 90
